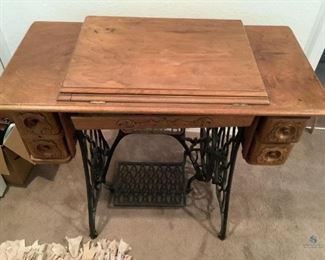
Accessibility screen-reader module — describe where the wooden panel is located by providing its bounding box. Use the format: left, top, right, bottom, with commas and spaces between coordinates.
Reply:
0, 22, 81, 111
242, 117, 260, 158
59, 93, 268, 105
246, 138, 293, 165
60, 16, 269, 105
1, 23, 325, 116
71, 114, 254, 130
257, 117, 309, 143
59, 113, 76, 157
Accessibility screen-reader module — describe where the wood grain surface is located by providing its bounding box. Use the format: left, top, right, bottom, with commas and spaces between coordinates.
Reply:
60, 16, 269, 105
71, 114, 254, 130
246, 139, 294, 165
0, 22, 325, 116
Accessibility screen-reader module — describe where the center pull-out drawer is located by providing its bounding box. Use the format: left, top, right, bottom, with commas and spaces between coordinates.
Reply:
257, 117, 308, 144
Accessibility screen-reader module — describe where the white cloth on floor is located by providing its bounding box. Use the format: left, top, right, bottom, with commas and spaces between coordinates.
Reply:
0, 237, 132, 260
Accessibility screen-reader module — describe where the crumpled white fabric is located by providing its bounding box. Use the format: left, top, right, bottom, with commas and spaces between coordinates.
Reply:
0, 237, 132, 260
66, 236, 83, 259
0, 240, 25, 260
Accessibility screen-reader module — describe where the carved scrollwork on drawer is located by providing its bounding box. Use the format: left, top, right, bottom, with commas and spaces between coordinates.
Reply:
258, 117, 308, 144
247, 139, 293, 165
16, 112, 61, 135
11, 112, 75, 163
25, 134, 70, 160
115, 117, 214, 130
256, 146, 292, 165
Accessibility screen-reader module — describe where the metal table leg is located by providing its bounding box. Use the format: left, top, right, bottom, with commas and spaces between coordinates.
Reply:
174, 127, 243, 240
76, 129, 125, 238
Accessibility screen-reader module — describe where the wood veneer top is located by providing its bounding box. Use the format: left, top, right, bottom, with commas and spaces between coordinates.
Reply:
60, 16, 269, 105
0, 22, 325, 116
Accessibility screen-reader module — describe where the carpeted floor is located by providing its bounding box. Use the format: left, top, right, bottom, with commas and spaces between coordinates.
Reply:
0, 130, 324, 260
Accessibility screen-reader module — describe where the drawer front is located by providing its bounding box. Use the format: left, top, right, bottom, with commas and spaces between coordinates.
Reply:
258, 117, 308, 144
12, 112, 76, 163
25, 134, 70, 160
247, 139, 293, 165
15, 112, 61, 135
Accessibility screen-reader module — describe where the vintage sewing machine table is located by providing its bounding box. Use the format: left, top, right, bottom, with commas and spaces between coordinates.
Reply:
1, 18, 325, 240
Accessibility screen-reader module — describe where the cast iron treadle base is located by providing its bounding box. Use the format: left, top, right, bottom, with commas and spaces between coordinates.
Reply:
78, 128, 243, 240
113, 162, 186, 207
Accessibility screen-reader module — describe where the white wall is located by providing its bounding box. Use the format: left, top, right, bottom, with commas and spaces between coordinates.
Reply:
0, 0, 324, 68
0, 62, 3, 76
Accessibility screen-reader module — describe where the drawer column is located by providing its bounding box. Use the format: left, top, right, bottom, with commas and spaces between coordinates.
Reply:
12, 112, 76, 163
243, 117, 309, 165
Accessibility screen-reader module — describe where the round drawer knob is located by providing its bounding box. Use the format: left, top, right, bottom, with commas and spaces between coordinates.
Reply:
276, 126, 296, 141
36, 144, 52, 153
266, 150, 282, 161
24, 117, 39, 128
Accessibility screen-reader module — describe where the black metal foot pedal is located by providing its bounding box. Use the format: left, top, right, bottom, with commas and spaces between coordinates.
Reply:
113, 162, 186, 207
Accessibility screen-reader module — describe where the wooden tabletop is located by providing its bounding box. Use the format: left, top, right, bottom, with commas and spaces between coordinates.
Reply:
60, 16, 269, 105
0, 21, 325, 116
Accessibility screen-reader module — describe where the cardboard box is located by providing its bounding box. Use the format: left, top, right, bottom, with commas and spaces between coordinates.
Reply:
0, 124, 35, 186
0, 175, 7, 197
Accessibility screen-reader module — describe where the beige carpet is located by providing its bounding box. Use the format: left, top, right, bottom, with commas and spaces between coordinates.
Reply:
0, 130, 324, 260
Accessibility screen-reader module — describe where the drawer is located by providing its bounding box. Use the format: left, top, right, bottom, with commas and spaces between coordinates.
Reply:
24, 133, 70, 160
15, 112, 61, 135
257, 117, 308, 144
246, 138, 293, 165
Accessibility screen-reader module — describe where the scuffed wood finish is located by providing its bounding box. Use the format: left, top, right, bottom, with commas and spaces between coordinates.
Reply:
257, 117, 309, 144
0, 22, 325, 116
243, 116, 309, 165
25, 133, 70, 160
246, 139, 293, 165
0, 22, 81, 110
12, 112, 74, 163
60, 16, 269, 105
71, 114, 254, 130
14, 112, 61, 135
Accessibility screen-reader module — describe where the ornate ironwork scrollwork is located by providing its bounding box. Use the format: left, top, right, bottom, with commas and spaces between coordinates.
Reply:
76, 129, 126, 238
77, 127, 243, 240
76, 130, 110, 238
173, 127, 243, 239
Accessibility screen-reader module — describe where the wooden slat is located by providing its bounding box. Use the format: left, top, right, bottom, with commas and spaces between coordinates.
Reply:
71, 114, 254, 130
60, 86, 269, 96
58, 93, 268, 105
